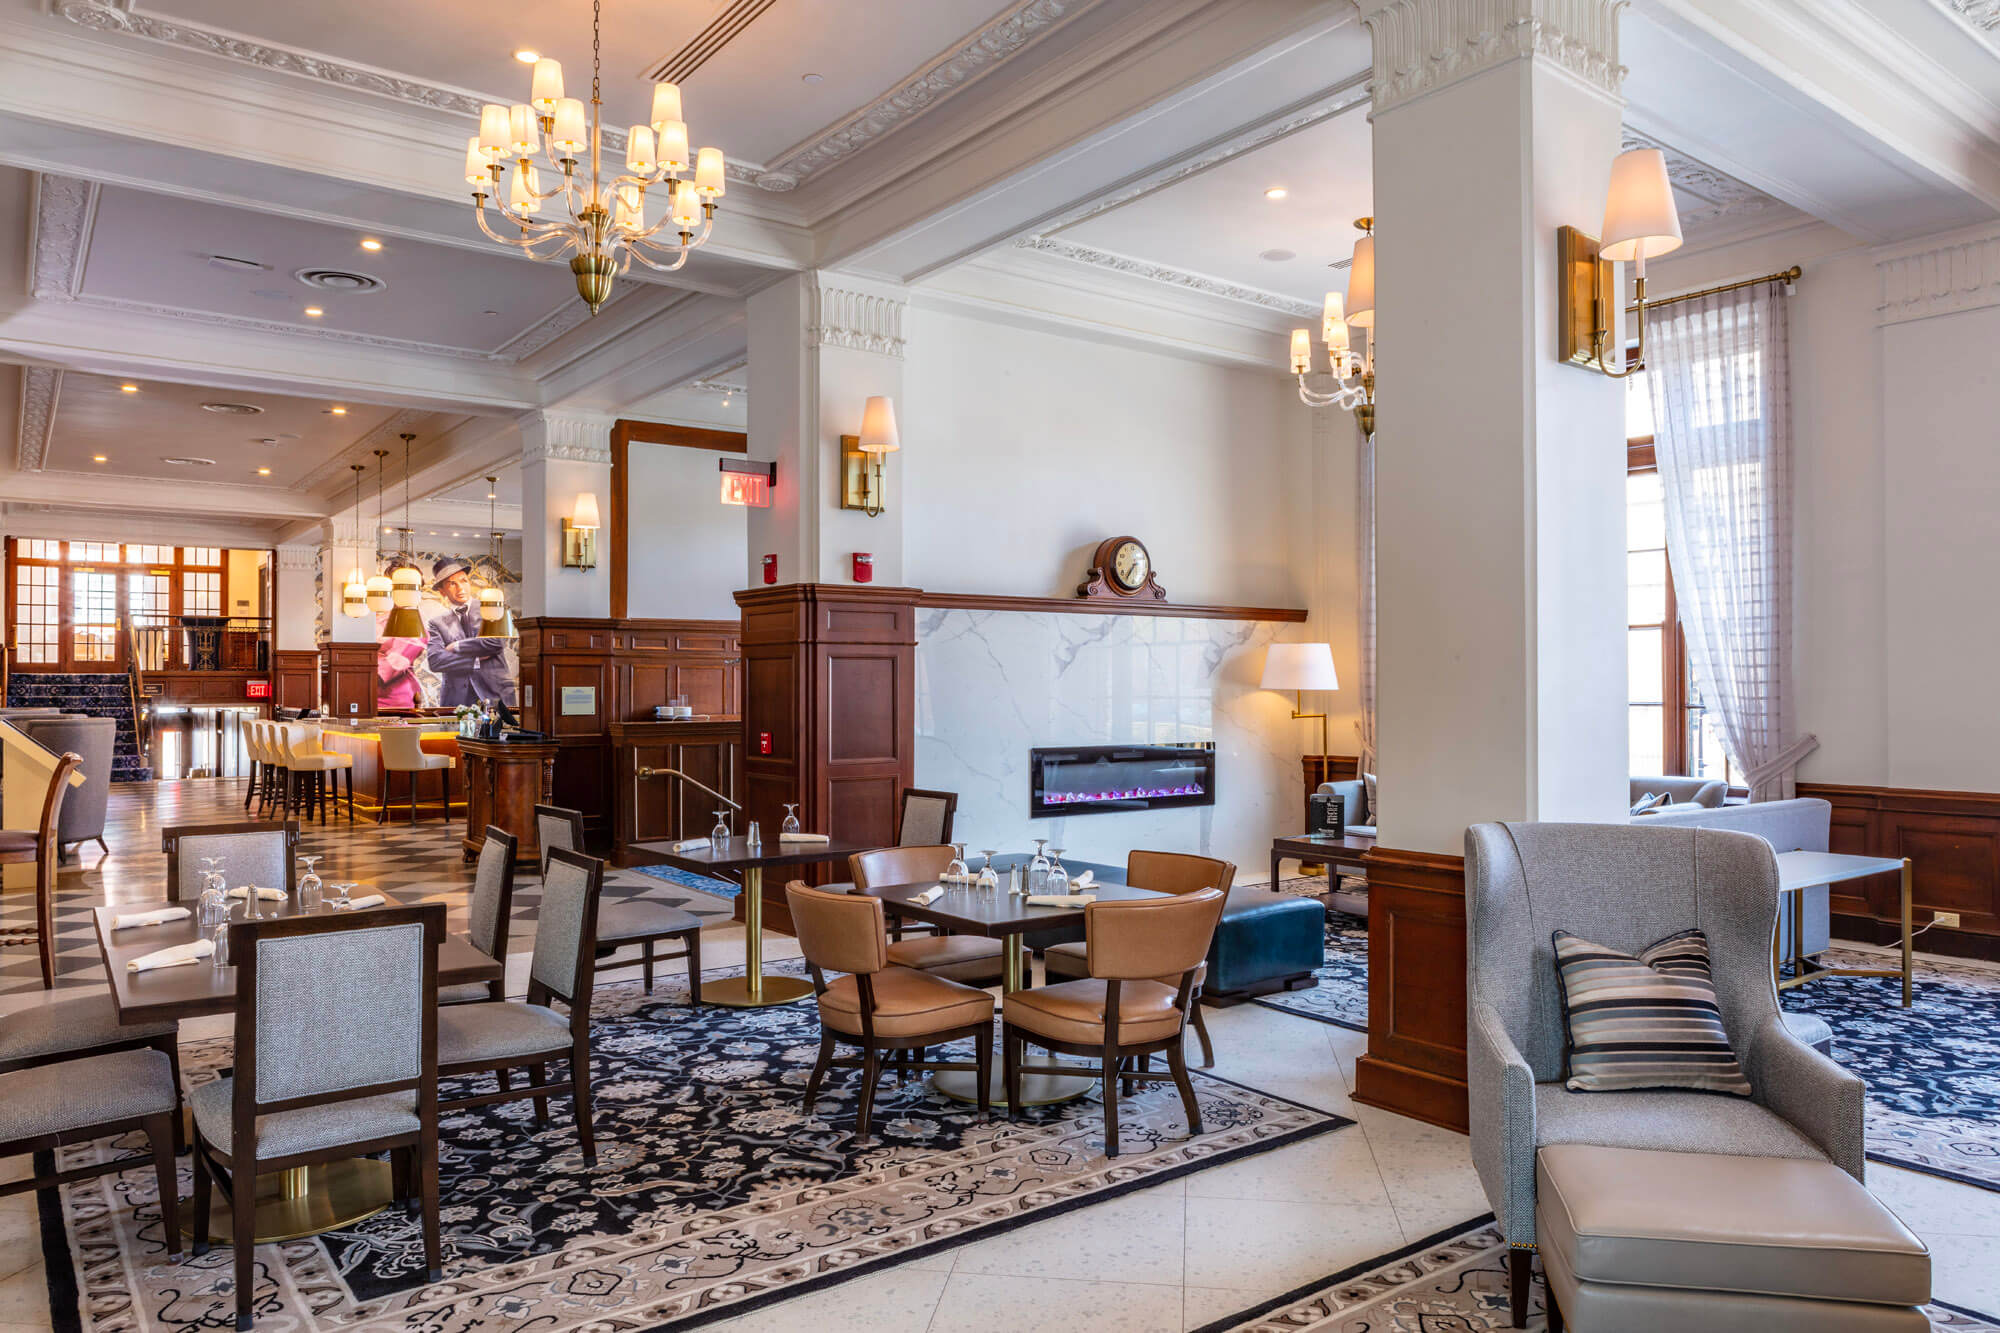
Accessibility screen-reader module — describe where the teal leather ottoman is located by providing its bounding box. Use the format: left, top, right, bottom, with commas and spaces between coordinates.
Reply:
1204, 886, 1325, 1002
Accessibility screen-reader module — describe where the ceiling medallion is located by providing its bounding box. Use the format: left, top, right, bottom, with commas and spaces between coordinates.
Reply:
462, 0, 726, 314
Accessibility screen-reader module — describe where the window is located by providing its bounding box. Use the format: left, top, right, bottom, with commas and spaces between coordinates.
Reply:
181, 570, 221, 618
71, 569, 119, 663
12, 561, 58, 665
127, 570, 172, 672
4, 541, 259, 673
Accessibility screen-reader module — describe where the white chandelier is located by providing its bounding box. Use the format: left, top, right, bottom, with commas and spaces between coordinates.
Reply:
464, 0, 725, 315
1290, 218, 1376, 437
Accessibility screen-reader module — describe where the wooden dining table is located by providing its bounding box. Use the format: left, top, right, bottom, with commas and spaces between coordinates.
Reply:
91, 891, 504, 1243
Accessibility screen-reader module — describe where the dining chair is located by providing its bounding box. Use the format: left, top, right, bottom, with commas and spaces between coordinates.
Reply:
380, 724, 455, 826
1043, 850, 1234, 1066
190, 903, 446, 1329
537, 803, 702, 999
895, 787, 957, 846
1003, 887, 1227, 1156
0, 990, 185, 1152
439, 827, 517, 1006
848, 845, 1014, 984
163, 820, 299, 901
787, 880, 994, 1138
0, 750, 80, 990
437, 847, 604, 1166
0, 1047, 180, 1255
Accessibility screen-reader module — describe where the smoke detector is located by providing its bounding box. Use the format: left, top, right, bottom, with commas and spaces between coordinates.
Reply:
200, 402, 264, 415
296, 268, 384, 294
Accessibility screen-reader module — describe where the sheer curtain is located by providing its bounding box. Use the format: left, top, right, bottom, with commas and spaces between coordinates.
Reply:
1645, 280, 1816, 800
1356, 431, 1377, 776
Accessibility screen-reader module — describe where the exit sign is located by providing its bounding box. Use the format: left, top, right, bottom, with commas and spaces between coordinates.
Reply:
245, 679, 272, 700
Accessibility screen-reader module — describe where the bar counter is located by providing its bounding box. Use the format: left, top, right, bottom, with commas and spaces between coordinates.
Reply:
316, 721, 465, 824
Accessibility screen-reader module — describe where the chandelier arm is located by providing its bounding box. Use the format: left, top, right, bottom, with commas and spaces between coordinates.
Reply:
472, 201, 541, 249
626, 211, 690, 244
624, 240, 693, 272
515, 162, 569, 201
488, 197, 575, 242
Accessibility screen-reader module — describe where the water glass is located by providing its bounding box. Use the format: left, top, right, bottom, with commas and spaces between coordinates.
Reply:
1047, 847, 1071, 895
297, 855, 322, 912
196, 877, 231, 932
331, 881, 355, 911
711, 809, 732, 843
781, 803, 801, 836
975, 849, 999, 892
210, 923, 231, 969
945, 842, 969, 883
1028, 838, 1051, 891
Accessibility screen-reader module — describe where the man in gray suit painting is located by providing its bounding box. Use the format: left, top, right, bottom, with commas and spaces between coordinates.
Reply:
424, 557, 515, 707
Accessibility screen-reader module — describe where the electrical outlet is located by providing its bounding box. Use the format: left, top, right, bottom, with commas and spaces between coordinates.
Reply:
1934, 911, 1961, 928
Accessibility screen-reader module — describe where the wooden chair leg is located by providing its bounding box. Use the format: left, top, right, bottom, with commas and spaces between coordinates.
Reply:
855, 1049, 882, 1141
391, 1146, 413, 1213
410, 772, 419, 827
345, 769, 355, 822
571, 1041, 597, 1168
419, 1129, 442, 1283
1509, 1248, 1533, 1329
232, 1162, 257, 1330
1101, 1042, 1121, 1157
36, 848, 56, 990
1189, 1001, 1215, 1068
1166, 1037, 1202, 1136
804, 1029, 835, 1113
527, 1063, 550, 1124
684, 929, 702, 1004
243, 762, 257, 811
145, 1112, 182, 1255
159, 1035, 187, 1154
974, 1029, 992, 1119
190, 1143, 213, 1256
1003, 1027, 1022, 1119
642, 939, 655, 993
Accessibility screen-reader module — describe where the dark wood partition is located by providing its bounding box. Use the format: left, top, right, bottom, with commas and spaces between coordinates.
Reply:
1353, 846, 1470, 1133
609, 718, 743, 861
1803, 780, 2000, 962
271, 649, 320, 712
317, 641, 377, 720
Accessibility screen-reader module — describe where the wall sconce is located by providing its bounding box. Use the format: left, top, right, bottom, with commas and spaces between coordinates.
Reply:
1559, 147, 1683, 377
840, 395, 899, 517
561, 491, 600, 569
719, 457, 775, 507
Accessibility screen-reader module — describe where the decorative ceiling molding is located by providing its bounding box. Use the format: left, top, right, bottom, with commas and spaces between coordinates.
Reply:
1875, 225, 2000, 325
1621, 128, 1793, 240
1013, 236, 1318, 318
491, 288, 631, 363
66, 292, 496, 362
686, 374, 747, 397
1933, 0, 2000, 36
292, 408, 440, 497
750, 0, 1099, 192
276, 543, 320, 571
807, 279, 908, 358
518, 410, 613, 466
1360, 0, 1623, 118
644, 0, 778, 85
18, 366, 62, 473
29, 174, 97, 302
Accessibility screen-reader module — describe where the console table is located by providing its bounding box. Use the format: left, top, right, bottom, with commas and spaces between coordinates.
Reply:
458, 736, 557, 867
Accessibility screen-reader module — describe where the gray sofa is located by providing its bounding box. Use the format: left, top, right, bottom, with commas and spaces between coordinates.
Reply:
1316, 778, 1376, 838
1629, 774, 1726, 813
1639, 798, 1832, 959
13, 714, 115, 859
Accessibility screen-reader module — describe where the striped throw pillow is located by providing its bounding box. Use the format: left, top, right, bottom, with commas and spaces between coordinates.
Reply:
1552, 928, 1752, 1096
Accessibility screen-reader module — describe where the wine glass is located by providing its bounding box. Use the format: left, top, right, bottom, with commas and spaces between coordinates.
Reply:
711, 809, 732, 843
781, 803, 801, 836
975, 848, 1000, 892
944, 842, 969, 883
196, 873, 230, 932
330, 880, 355, 911
297, 856, 322, 912
1047, 847, 1070, 895
1029, 838, 1050, 890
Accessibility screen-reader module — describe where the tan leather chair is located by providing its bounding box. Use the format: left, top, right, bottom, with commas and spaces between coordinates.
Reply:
848, 845, 1015, 985
1003, 886, 1226, 1156
788, 881, 995, 1137
1043, 850, 1232, 1066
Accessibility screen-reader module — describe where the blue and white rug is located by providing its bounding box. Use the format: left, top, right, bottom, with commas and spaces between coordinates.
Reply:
629, 862, 741, 902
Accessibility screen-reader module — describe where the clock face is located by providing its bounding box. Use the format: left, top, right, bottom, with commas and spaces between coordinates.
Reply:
1111, 540, 1149, 590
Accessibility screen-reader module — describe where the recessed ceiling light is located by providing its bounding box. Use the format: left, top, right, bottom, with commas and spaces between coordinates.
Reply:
488, 491, 497, 499
451, 531, 460, 537
515, 48, 540, 63
255, 437, 281, 445
256, 467, 272, 476
160, 456, 217, 467
329, 406, 348, 416
801, 72, 823, 84
120, 383, 139, 393
93, 454, 107, 463
1265, 186, 1288, 200
359, 238, 383, 251
304, 306, 324, 317
481, 309, 501, 317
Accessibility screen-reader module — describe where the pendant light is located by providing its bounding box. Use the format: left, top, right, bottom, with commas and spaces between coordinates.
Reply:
365, 449, 394, 614
476, 475, 517, 639
340, 464, 370, 617
381, 433, 427, 639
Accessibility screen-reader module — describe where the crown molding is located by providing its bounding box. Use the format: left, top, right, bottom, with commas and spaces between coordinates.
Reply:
17, 366, 61, 473
65, 292, 497, 363
1929, 0, 2000, 54
1873, 220, 2000, 325
518, 409, 614, 466
1359, 0, 1623, 117
807, 276, 908, 358
276, 543, 320, 571
1012, 237, 1317, 318
28, 174, 97, 302
490, 287, 634, 363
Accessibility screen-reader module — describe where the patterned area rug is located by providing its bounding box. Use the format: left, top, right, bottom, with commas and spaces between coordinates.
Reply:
43, 968, 1348, 1332
1249, 881, 1368, 1033
1199, 1216, 2000, 1332
629, 863, 742, 901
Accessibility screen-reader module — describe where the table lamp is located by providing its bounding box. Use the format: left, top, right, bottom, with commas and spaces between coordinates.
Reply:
1261, 642, 1339, 758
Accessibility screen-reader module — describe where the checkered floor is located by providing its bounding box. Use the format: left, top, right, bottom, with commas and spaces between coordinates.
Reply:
0, 777, 738, 996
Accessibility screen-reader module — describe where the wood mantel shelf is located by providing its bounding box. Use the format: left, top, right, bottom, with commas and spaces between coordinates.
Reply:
914, 591, 1307, 622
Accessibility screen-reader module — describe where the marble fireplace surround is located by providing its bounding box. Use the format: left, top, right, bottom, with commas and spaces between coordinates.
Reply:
914, 605, 1306, 876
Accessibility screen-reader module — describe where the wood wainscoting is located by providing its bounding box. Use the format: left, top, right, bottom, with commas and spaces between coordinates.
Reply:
609, 718, 743, 862
1354, 846, 1470, 1133
516, 617, 742, 848
317, 641, 377, 720
271, 650, 319, 712
1801, 780, 2000, 962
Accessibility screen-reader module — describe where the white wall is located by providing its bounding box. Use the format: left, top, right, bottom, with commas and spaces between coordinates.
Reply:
624, 441, 749, 621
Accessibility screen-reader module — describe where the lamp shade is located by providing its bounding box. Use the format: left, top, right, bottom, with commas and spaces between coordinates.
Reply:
550, 98, 587, 155
1322, 292, 1344, 342
1261, 642, 1339, 692
507, 104, 539, 157
510, 163, 543, 214
364, 572, 393, 614
390, 564, 422, 609
658, 120, 690, 170
530, 57, 564, 112
650, 81, 682, 132
1600, 148, 1683, 264
858, 396, 899, 453
464, 136, 489, 186
478, 104, 510, 158
571, 492, 601, 528
340, 572, 369, 618
1346, 234, 1375, 328
1289, 328, 1313, 374
695, 146, 726, 196
625, 125, 656, 174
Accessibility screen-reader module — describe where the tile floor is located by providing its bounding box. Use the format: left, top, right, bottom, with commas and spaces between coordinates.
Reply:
1, 781, 1997, 1332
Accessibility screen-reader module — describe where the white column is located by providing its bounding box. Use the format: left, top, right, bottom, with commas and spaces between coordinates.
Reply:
274, 542, 325, 651
745, 270, 907, 588
519, 409, 613, 618
1362, 0, 1631, 852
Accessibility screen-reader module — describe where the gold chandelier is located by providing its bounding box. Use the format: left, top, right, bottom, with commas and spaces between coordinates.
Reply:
1290, 218, 1376, 437
464, 0, 725, 314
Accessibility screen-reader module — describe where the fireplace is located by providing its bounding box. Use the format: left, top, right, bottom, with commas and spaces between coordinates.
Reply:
1028, 742, 1215, 818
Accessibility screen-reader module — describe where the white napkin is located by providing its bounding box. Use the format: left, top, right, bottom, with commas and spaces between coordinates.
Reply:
778, 832, 831, 845
1071, 870, 1096, 889
670, 837, 710, 852
227, 886, 286, 902
913, 886, 945, 905
940, 871, 975, 883
111, 906, 190, 931
1027, 893, 1097, 907
343, 894, 386, 910
128, 939, 214, 972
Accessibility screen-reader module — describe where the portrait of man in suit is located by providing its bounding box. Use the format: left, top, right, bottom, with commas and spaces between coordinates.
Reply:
423, 556, 516, 707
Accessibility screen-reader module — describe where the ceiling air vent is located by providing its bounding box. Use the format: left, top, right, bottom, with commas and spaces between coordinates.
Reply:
1327, 257, 1352, 270
200, 402, 264, 415
296, 268, 384, 294
160, 456, 217, 467
207, 254, 270, 273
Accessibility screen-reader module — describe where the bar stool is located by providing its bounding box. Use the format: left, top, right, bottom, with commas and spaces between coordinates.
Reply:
380, 724, 455, 827
241, 718, 263, 812
280, 724, 354, 825
0, 751, 82, 990
255, 721, 291, 817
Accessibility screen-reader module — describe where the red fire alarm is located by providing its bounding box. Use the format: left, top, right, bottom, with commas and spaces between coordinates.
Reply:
852, 552, 874, 583
761, 553, 777, 585
757, 731, 773, 755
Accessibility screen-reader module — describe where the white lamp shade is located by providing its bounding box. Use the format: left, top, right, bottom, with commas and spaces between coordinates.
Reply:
857, 396, 899, 453
340, 575, 369, 617
1322, 292, 1345, 341
1289, 328, 1313, 374
478, 585, 506, 621
507, 104, 538, 157
625, 125, 656, 174
1600, 148, 1683, 264
463, 136, 489, 186
551, 98, 588, 154
365, 573, 393, 614
1261, 642, 1339, 692
390, 565, 422, 609
650, 81, 682, 132
1346, 234, 1375, 328
530, 58, 564, 111
670, 178, 701, 226
572, 492, 601, 528
658, 120, 690, 170
695, 146, 726, 196
1326, 315, 1350, 357
612, 183, 644, 230
478, 104, 510, 158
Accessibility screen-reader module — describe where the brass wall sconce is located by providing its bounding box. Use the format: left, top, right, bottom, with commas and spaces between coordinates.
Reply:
839, 395, 899, 518
1560, 148, 1683, 377
561, 491, 600, 569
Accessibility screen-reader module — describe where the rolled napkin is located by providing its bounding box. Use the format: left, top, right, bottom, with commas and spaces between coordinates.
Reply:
670, 837, 710, 852
1071, 870, 1096, 889
940, 871, 975, 883
778, 832, 831, 845
912, 886, 945, 905
226, 886, 287, 902
1027, 893, 1098, 908
128, 939, 215, 972
111, 906, 190, 931
343, 894, 387, 911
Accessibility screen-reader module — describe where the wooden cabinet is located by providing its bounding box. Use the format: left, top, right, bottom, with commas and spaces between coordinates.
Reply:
459, 737, 557, 868
608, 718, 743, 861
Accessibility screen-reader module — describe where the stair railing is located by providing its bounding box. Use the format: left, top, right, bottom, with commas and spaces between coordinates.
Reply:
122, 617, 151, 768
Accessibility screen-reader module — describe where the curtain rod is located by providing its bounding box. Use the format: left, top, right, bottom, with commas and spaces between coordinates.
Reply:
1626, 264, 1802, 315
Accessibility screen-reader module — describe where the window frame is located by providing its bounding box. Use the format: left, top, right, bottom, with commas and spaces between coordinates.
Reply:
4, 539, 238, 674
1627, 438, 1692, 777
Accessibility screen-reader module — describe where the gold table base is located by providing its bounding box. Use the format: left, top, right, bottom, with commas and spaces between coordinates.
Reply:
708, 865, 814, 1008
1772, 857, 1914, 1008
185, 1159, 394, 1243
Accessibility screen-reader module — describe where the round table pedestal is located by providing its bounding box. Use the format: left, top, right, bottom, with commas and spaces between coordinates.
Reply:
704, 974, 814, 1008
932, 1064, 1095, 1108
186, 1159, 394, 1243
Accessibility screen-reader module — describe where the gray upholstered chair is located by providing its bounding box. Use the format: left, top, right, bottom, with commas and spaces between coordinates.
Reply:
16, 714, 116, 859
0, 994, 184, 1149
537, 803, 701, 997
895, 787, 957, 846
1466, 820, 1864, 1328
439, 827, 518, 1006
437, 847, 604, 1166
191, 904, 446, 1329
1642, 797, 1833, 960
1316, 779, 1376, 837
162, 820, 299, 901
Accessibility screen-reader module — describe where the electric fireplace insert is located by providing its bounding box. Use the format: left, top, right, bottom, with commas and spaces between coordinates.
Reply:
1029, 742, 1216, 818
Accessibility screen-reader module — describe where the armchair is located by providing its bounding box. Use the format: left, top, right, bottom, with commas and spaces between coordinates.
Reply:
1316, 779, 1375, 837
1465, 820, 1864, 1328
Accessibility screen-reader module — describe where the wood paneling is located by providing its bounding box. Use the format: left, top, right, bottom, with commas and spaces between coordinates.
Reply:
459, 737, 557, 867
914, 590, 1307, 623
271, 650, 319, 712
608, 719, 742, 859
317, 642, 377, 721
611, 420, 748, 453
1353, 846, 1469, 1134
1800, 781, 2000, 960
